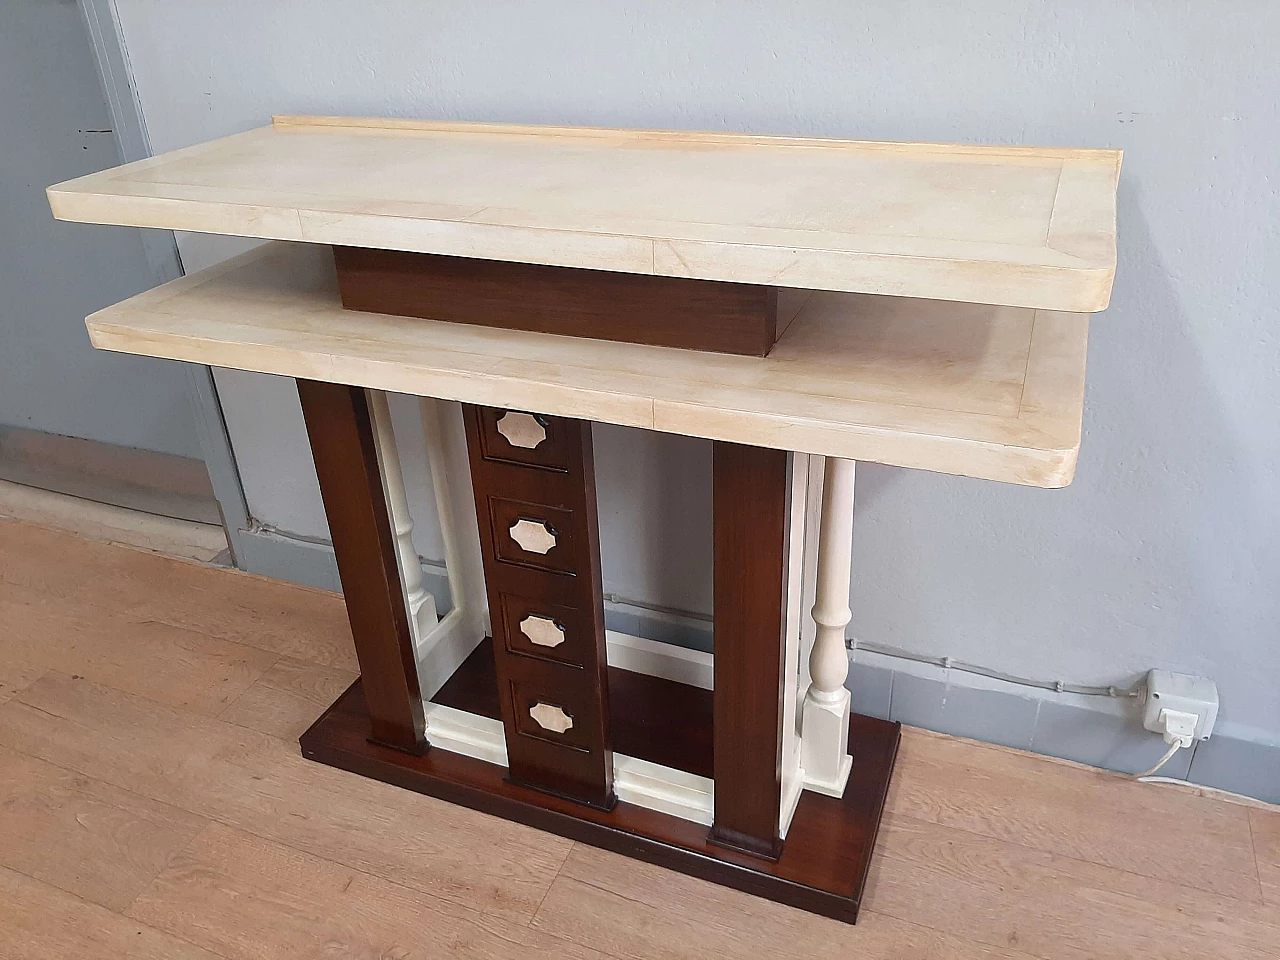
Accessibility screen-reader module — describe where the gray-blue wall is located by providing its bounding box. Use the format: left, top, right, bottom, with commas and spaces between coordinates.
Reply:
107, 1, 1280, 792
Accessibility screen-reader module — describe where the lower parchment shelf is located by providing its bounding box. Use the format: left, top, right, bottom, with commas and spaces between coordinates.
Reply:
301, 674, 900, 924
85, 241, 1090, 487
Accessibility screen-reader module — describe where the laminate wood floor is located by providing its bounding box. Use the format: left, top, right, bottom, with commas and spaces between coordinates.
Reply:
1, 516, 1276, 959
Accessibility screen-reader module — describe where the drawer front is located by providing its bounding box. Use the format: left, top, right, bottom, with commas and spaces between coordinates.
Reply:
508, 677, 600, 754
500, 663, 612, 806
498, 592, 594, 668
475, 407, 574, 472
485, 496, 580, 575
463, 404, 613, 810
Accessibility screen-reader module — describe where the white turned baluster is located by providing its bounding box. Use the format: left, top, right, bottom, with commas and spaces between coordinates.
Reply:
800, 457, 854, 797
368, 390, 436, 638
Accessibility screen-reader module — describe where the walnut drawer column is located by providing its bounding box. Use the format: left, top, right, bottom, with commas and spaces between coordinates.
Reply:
296, 379, 426, 754
462, 405, 614, 809
709, 440, 792, 859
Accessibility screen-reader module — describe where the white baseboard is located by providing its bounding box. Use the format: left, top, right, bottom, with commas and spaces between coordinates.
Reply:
605, 630, 713, 690
0, 479, 228, 563
779, 773, 804, 839
415, 608, 484, 700
615, 754, 713, 825
423, 703, 507, 767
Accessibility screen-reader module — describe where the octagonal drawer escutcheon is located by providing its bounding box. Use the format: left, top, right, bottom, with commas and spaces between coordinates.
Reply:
496, 411, 548, 450
509, 517, 557, 555
520, 614, 566, 648
529, 702, 574, 734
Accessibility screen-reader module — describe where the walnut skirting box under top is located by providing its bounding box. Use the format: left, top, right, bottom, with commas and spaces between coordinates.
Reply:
48, 115, 1119, 923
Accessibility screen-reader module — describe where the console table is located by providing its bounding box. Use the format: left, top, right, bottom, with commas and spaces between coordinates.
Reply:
48, 116, 1119, 923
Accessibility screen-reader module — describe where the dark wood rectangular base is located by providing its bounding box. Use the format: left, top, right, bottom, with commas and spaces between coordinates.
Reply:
300, 675, 900, 924
333, 246, 779, 356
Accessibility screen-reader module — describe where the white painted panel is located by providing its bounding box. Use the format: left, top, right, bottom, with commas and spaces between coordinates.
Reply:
414, 400, 488, 698
614, 754, 713, 826
423, 703, 506, 767
605, 631, 713, 690
779, 454, 811, 837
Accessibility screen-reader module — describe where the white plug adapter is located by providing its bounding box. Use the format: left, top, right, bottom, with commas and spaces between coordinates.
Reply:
1141, 669, 1218, 743
1154, 708, 1198, 748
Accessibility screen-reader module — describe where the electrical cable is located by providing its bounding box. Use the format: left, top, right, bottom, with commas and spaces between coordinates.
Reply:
1134, 740, 1185, 780
602, 593, 713, 623
849, 639, 1142, 699
1135, 778, 1271, 809
233, 533, 1146, 704
246, 540, 1147, 707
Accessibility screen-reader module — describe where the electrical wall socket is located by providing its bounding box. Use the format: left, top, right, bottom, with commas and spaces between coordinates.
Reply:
1141, 669, 1218, 741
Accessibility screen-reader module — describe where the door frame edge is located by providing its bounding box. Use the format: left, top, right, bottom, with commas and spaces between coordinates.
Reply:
77, 0, 252, 562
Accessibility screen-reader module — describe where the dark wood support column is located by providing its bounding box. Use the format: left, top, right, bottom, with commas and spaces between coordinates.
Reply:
296, 379, 426, 754
708, 440, 791, 860
463, 405, 614, 809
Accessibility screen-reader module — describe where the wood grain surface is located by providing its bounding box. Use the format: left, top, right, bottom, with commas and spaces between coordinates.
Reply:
86, 243, 1091, 487
48, 114, 1120, 312
432, 636, 715, 779
297, 379, 425, 754
301, 679, 899, 922
463, 405, 615, 808
334, 246, 779, 356
0, 515, 1275, 958
708, 441, 791, 859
